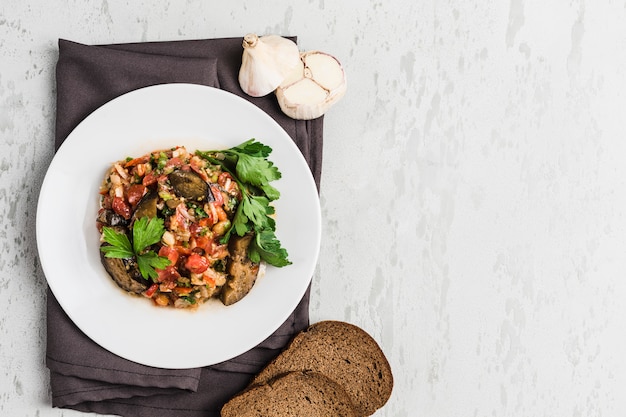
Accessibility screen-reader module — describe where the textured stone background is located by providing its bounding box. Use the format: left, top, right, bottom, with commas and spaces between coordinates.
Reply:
3, 1, 626, 416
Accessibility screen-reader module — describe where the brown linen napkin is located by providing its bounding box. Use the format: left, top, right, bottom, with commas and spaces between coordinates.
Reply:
46, 38, 323, 417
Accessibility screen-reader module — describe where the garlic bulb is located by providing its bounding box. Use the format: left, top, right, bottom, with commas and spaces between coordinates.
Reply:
275, 51, 347, 120
238, 33, 301, 97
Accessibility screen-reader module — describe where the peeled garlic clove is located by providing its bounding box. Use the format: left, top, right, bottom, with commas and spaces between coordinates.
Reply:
275, 51, 347, 120
238, 33, 301, 97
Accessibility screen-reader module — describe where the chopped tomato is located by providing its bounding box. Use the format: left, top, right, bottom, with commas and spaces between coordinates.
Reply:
157, 265, 181, 283
166, 157, 183, 168
142, 171, 158, 186
158, 246, 179, 265
159, 281, 177, 291
210, 185, 224, 206
190, 221, 212, 238
127, 184, 146, 207
198, 217, 213, 228
111, 196, 131, 219
124, 155, 149, 168
217, 172, 233, 187
174, 244, 192, 256
144, 283, 158, 298
189, 223, 204, 237
185, 253, 209, 274
193, 235, 213, 254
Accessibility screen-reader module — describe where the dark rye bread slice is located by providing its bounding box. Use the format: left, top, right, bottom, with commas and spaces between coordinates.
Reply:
250, 320, 393, 417
221, 371, 357, 417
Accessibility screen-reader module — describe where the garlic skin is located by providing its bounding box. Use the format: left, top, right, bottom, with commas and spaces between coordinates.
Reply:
275, 50, 347, 120
238, 33, 301, 97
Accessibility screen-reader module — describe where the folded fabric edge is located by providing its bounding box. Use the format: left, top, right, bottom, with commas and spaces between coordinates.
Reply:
46, 353, 202, 390
62, 398, 221, 417
51, 378, 190, 408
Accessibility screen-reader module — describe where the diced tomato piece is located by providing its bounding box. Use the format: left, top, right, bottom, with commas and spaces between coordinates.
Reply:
124, 156, 149, 168
157, 265, 180, 283
159, 281, 177, 291
158, 246, 179, 266
175, 245, 192, 256
190, 220, 213, 238
210, 185, 224, 206
127, 184, 146, 207
144, 283, 158, 298
198, 217, 213, 228
142, 171, 158, 186
193, 235, 213, 254
189, 223, 204, 237
217, 172, 233, 187
166, 157, 183, 168
112, 196, 131, 219
185, 253, 209, 274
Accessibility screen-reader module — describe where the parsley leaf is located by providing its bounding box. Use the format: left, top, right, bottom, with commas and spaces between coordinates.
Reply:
259, 183, 280, 201
248, 230, 292, 267
100, 227, 133, 258
235, 153, 281, 188
133, 217, 167, 253
100, 216, 171, 281
232, 139, 273, 157
241, 195, 275, 230
135, 251, 171, 281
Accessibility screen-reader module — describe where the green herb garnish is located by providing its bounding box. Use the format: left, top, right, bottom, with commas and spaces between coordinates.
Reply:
100, 216, 171, 281
196, 139, 291, 267
249, 229, 291, 267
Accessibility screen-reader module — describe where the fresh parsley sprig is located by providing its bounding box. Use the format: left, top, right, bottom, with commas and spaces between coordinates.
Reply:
196, 139, 291, 267
100, 217, 171, 281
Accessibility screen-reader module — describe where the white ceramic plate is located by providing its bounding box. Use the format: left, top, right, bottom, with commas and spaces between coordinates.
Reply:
36, 84, 321, 369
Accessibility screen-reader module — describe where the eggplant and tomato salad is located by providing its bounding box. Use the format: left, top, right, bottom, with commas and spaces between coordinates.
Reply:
96, 139, 290, 309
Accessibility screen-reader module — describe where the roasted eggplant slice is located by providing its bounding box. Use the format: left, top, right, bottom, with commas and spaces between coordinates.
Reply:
132, 189, 158, 220
100, 243, 149, 294
169, 170, 212, 202
97, 208, 128, 228
220, 233, 260, 306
